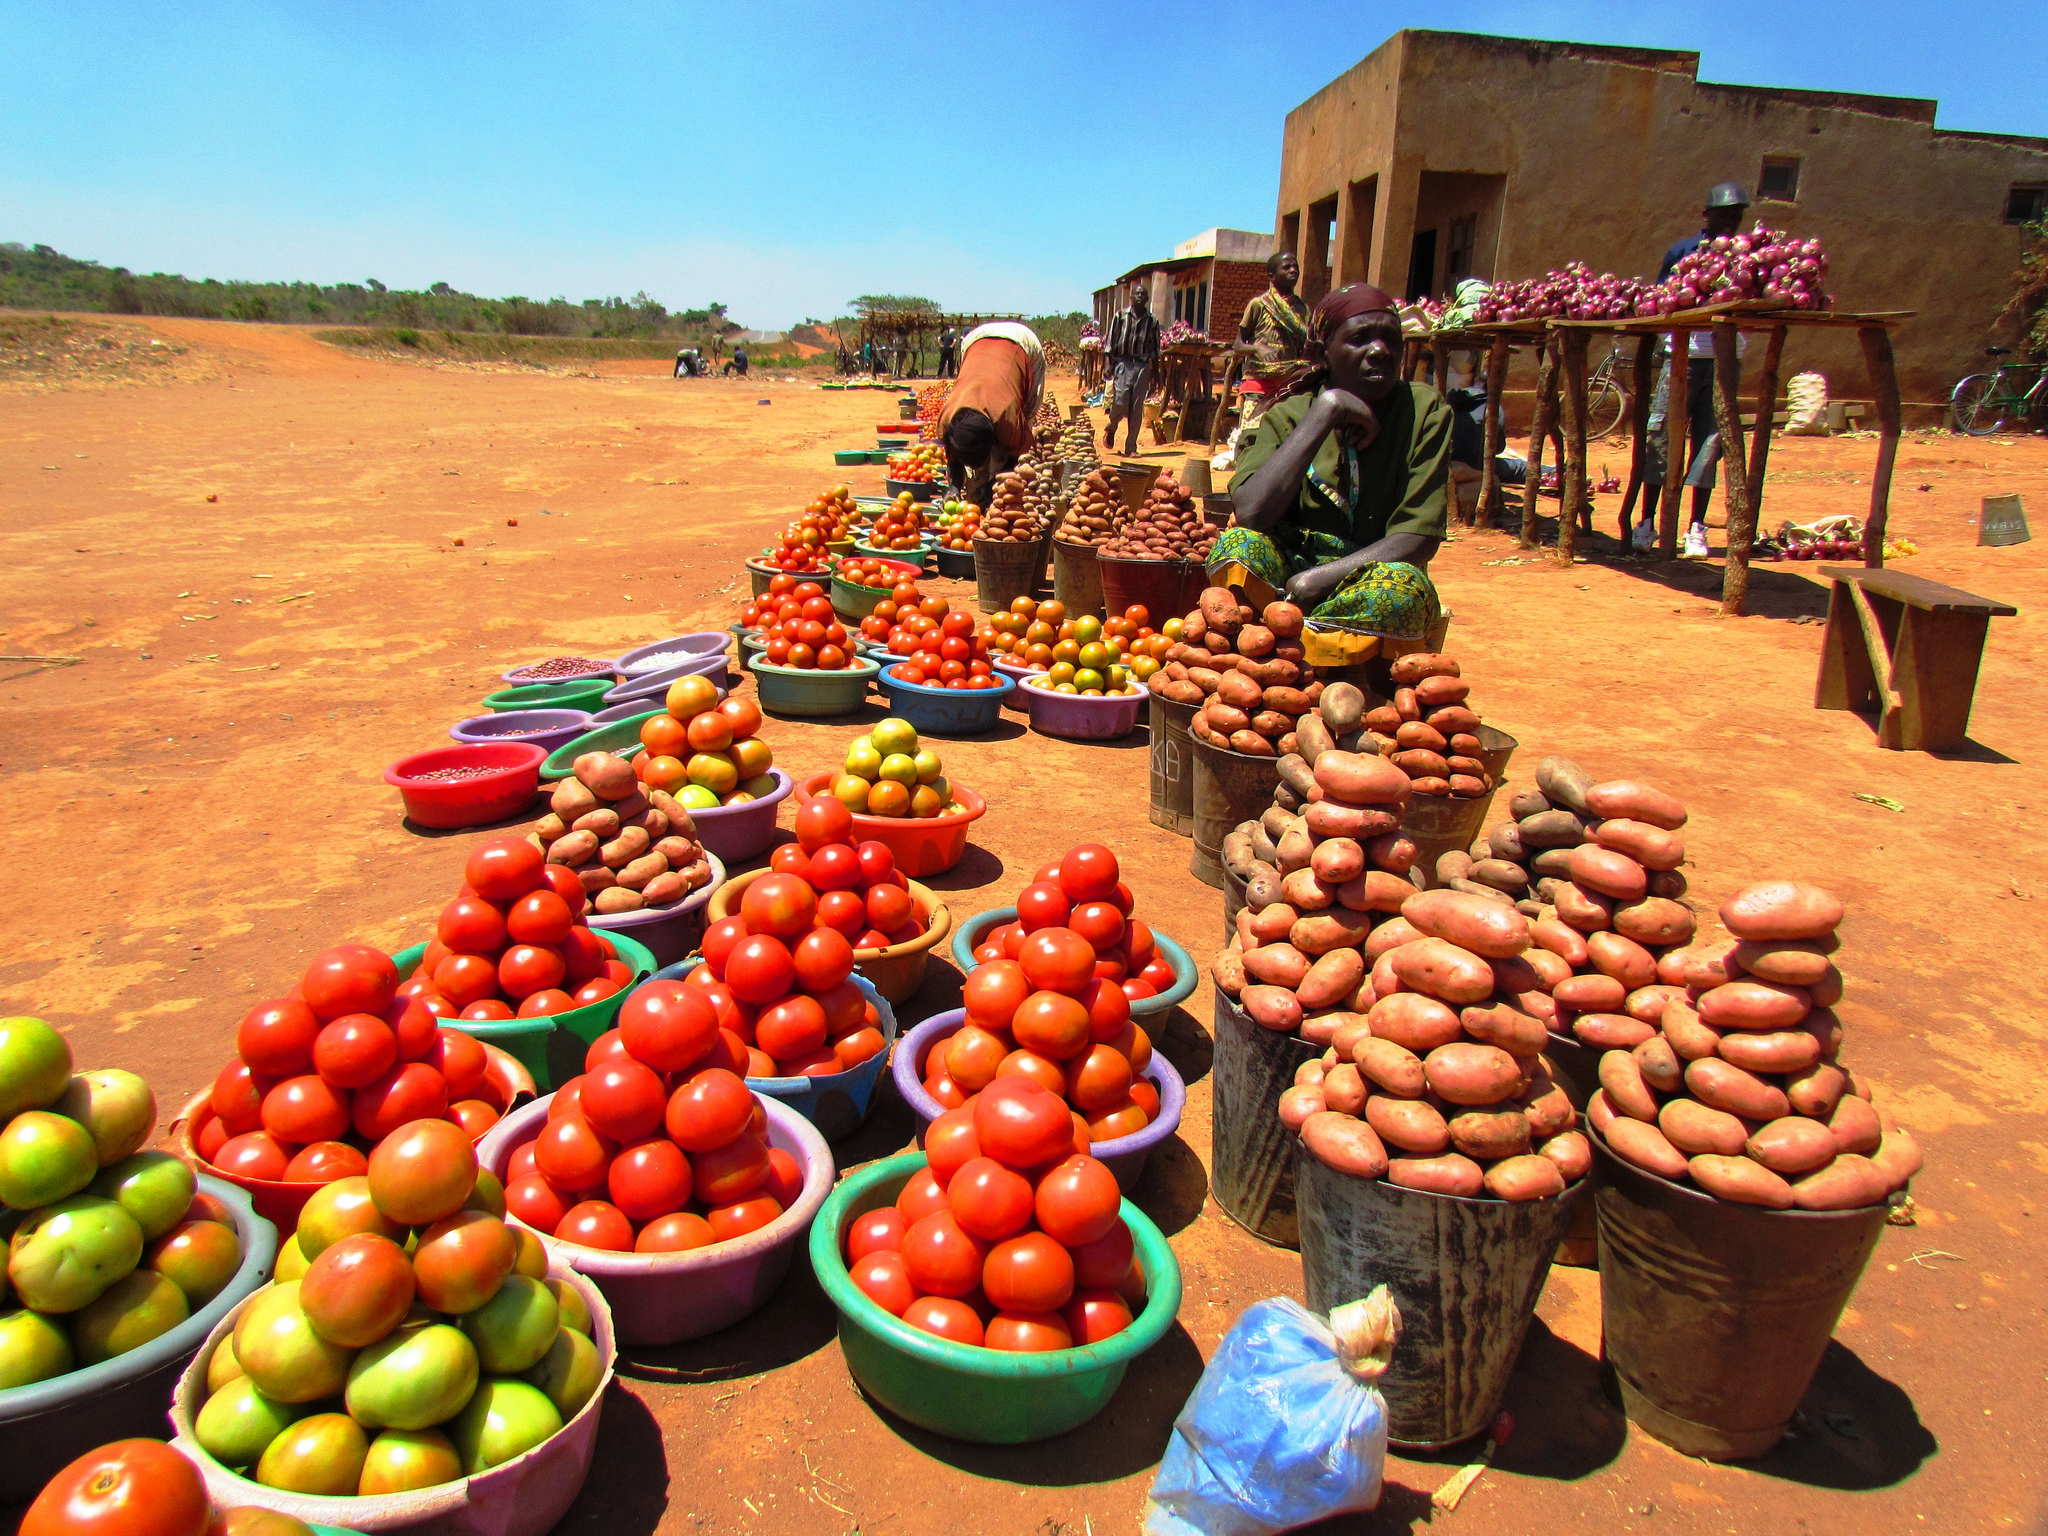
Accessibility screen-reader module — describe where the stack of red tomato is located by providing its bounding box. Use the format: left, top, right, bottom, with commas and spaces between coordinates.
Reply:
885, 444, 943, 483
866, 493, 925, 550
983, 599, 1171, 682
843, 1075, 1145, 1352
738, 579, 857, 670
502, 1000, 806, 1254
929, 845, 1169, 1144
857, 585, 1002, 690
835, 555, 909, 591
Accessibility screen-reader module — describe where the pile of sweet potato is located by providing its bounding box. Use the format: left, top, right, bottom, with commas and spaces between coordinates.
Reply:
532, 754, 716, 914
1357, 653, 1493, 799
1054, 468, 1125, 549
1099, 473, 1215, 562
1155, 588, 1326, 756
978, 463, 1048, 543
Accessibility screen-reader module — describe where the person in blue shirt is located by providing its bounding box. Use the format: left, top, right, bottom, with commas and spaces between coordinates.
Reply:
1633, 181, 1749, 558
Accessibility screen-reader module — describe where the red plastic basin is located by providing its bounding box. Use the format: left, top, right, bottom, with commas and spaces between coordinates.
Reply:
793, 770, 984, 877
384, 741, 545, 828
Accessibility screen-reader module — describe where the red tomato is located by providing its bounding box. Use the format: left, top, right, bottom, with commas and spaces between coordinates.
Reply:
465, 837, 546, 901
1128, 1078, 1161, 1119
855, 841, 895, 884
1056, 845, 1120, 903
507, 1143, 539, 1181
807, 844, 862, 890
311, 1014, 396, 1090
616, 980, 718, 1073
581, 1031, 629, 1072
367, 1117, 477, 1225
815, 889, 867, 938
300, 1230, 417, 1346
684, 1130, 763, 1205
756, 995, 826, 1060
556, 1200, 634, 1250
506, 1172, 573, 1233
846, 1207, 907, 1261
411, 1208, 515, 1314
236, 999, 320, 1076
427, 1029, 488, 1099
261, 1075, 349, 1144
448, 1099, 500, 1139
943, 1025, 1006, 1093
901, 1209, 988, 1298
1088, 1101, 1149, 1141
664, 1068, 753, 1151
351, 1061, 449, 1141
1000, 923, 1029, 960
433, 953, 500, 1010
718, 696, 763, 740
1139, 955, 1178, 992
550, 1078, 587, 1120
745, 1046, 777, 1077
701, 916, 749, 975
1011, 991, 1090, 1062
581, 1058, 668, 1141
506, 889, 575, 946
636, 1212, 717, 1252
1120, 978, 1157, 1002
763, 1147, 804, 1207
973, 1077, 1074, 1170
607, 1138, 693, 1220
460, 1000, 515, 1022
811, 978, 866, 1039
982, 1231, 1074, 1313
707, 1194, 782, 1240
924, 1069, 967, 1111
211, 1059, 272, 1134
558, 926, 609, 985
1068, 900, 1126, 951
768, 844, 814, 881
946, 1157, 1035, 1241
895, 1167, 949, 1222
850, 1249, 915, 1315
864, 883, 913, 932
794, 795, 854, 852
300, 945, 399, 1022
1061, 1287, 1135, 1343
516, 989, 575, 1017
833, 1027, 886, 1070
1018, 929, 1095, 994
903, 1295, 984, 1346
972, 942, 1004, 965
742, 874, 818, 940
961, 960, 1028, 1032
533, 1112, 617, 1191
1033, 1155, 1122, 1247
699, 1028, 753, 1076
725, 935, 796, 1005
1014, 882, 1070, 933
283, 1140, 368, 1184
437, 895, 507, 955
791, 929, 855, 992
498, 943, 566, 1001
1063, 1043, 1135, 1114
540, 863, 588, 915
923, 1108, 981, 1188
571, 977, 621, 1007
385, 991, 445, 1061
996, 1048, 1065, 1097
1120, 918, 1156, 972
213, 1131, 289, 1181
984, 1311, 1073, 1352
20, 1439, 211, 1536
1108, 1021, 1153, 1075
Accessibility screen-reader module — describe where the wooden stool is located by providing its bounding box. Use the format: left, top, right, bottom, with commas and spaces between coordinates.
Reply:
1815, 566, 2017, 751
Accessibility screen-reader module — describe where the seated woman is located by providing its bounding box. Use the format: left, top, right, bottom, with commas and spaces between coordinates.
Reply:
1212, 284, 1451, 663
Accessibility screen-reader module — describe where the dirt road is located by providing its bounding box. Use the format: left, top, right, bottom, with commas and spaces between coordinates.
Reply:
5, 316, 2048, 1534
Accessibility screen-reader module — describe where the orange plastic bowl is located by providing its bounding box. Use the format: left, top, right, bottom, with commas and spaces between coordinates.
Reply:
793, 770, 984, 877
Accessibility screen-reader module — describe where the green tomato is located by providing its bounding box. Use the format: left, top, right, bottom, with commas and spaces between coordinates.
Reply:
0, 1306, 73, 1388
195, 1373, 304, 1469
345, 1323, 480, 1431
677, 784, 719, 810
0, 1018, 72, 1121
90, 1151, 195, 1241
0, 1112, 99, 1211
457, 1275, 558, 1375
52, 1070, 157, 1167
520, 1326, 602, 1420
8, 1195, 144, 1312
448, 1378, 563, 1474
70, 1268, 189, 1364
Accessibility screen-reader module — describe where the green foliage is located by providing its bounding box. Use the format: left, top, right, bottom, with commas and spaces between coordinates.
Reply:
1026, 311, 1089, 354
2007, 217, 2047, 361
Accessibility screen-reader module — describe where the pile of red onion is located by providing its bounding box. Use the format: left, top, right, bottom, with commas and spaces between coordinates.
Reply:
1460, 232, 1833, 327
1471, 262, 1654, 324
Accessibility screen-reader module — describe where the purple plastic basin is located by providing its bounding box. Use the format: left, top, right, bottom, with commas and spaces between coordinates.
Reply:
616, 632, 730, 672
991, 656, 1042, 713
593, 699, 662, 724
891, 1010, 1185, 1193
500, 656, 618, 686
478, 1093, 834, 1345
602, 648, 732, 706
585, 851, 725, 968
686, 765, 795, 863
450, 708, 595, 756
1018, 675, 1149, 740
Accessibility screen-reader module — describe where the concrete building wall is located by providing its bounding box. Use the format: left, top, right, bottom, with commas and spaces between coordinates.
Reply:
1274, 31, 2048, 413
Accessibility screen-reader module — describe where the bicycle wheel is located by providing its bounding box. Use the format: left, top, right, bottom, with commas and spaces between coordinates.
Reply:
1585, 379, 1626, 439
1950, 374, 2005, 435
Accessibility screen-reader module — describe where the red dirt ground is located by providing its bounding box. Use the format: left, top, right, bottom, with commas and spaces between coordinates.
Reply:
5, 316, 2048, 1535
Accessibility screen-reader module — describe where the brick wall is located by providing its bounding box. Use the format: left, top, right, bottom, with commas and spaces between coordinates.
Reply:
1208, 259, 1272, 344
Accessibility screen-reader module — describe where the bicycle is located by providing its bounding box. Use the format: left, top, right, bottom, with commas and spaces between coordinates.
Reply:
1950, 348, 2048, 435
1583, 339, 1637, 439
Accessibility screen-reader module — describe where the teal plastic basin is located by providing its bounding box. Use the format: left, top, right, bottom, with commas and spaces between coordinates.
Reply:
483, 679, 613, 714
752, 653, 879, 716
811, 1152, 1182, 1443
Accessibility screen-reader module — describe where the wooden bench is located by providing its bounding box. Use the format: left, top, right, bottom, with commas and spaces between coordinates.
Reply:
1815, 566, 2017, 750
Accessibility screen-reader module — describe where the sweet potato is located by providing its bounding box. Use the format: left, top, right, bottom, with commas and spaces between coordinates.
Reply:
1460, 1002, 1548, 1058
1786, 1061, 1849, 1120
1535, 755, 1595, 814
592, 886, 645, 913
1391, 938, 1496, 1004
1719, 880, 1844, 942
1290, 908, 1372, 956
1313, 750, 1413, 806
577, 865, 617, 895
1598, 1051, 1660, 1122
1685, 1057, 1790, 1121
1870, 1108, 1923, 1192
1625, 984, 1689, 1024
1363, 915, 1422, 959
1529, 847, 1577, 879
1530, 916, 1590, 967
1746, 1116, 1838, 1176
1409, 776, 1452, 796
1319, 1062, 1367, 1116
1632, 1035, 1684, 1094
1605, 1118, 1690, 1178
1424, 1042, 1523, 1106
1280, 867, 1338, 913
1304, 836, 1363, 885
1593, 818, 1686, 871
1584, 779, 1687, 830
1519, 809, 1587, 849
1365, 1094, 1450, 1153
1513, 990, 1560, 1027
551, 777, 600, 820
1278, 1085, 1326, 1130
547, 829, 600, 867
1414, 674, 1470, 708
1522, 948, 1573, 989
1157, 679, 1207, 706
1586, 1088, 1619, 1135
1243, 942, 1311, 989
1391, 721, 1447, 756
1187, 667, 1225, 694
1215, 671, 1263, 710
1450, 1107, 1533, 1160
1719, 1028, 1823, 1076
1389, 652, 1459, 685
1302, 1112, 1390, 1178
1731, 940, 1836, 987
1250, 711, 1294, 737
1658, 1098, 1751, 1156
1241, 985, 1303, 1033
1368, 831, 1417, 874
1613, 898, 1696, 948
1293, 714, 1335, 764
575, 752, 639, 802
1248, 903, 1296, 943
1448, 774, 1490, 799
1485, 1153, 1566, 1202
1688, 1154, 1795, 1208
1392, 687, 1421, 722
639, 870, 695, 907
1298, 948, 1367, 1010
1234, 624, 1276, 659
1262, 600, 1305, 637
1539, 1131, 1593, 1182
1425, 704, 1481, 736
615, 853, 667, 891
1568, 845, 1648, 901
1647, 869, 1689, 900
1486, 954, 1545, 995
1388, 1153, 1484, 1197
1553, 882, 1616, 933
1353, 1036, 1427, 1098
1696, 979, 1811, 1030
1340, 869, 1417, 914
1522, 1083, 1577, 1140
1555, 973, 1626, 1012
1791, 1154, 1887, 1211
1827, 1094, 1883, 1156
1272, 825, 1314, 874
1400, 889, 1531, 959
1211, 949, 1247, 997
1365, 991, 1463, 1053
1467, 858, 1530, 895
1587, 931, 1657, 991
1572, 1014, 1656, 1050
1682, 938, 1744, 989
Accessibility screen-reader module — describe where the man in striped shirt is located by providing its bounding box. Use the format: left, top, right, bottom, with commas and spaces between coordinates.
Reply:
1104, 286, 1161, 456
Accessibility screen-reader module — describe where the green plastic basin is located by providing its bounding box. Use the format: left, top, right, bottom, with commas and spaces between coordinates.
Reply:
540, 710, 663, 782
394, 930, 655, 1089
810, 1151, 1183, 1444
483, 679, 613, 714
752, 653, 879, 716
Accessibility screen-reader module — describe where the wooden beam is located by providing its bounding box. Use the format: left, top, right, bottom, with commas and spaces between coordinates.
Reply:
1859, 325, 1904, 568
1713, 321, 1756, 616
1657, 332, 1690, 558
1558, 330, 1590, 565
1477, 337, 1509, 528
1846, 580, 1906, 745
1745, 325, 1788, 513
1521, 335, 1559, 550
1617, 337, 1656, 541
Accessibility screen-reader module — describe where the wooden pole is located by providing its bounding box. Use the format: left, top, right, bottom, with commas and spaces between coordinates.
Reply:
1656, 331, 1690, 558
1745, 325, 1788, 520
1859, 325, 1903, 568
1558, 330, 1590, 565
1432, 337, 1450, 397
1209, 354, 1239, 450
1476, 336, 1509, 528
1618, 335, 1656, 540
1712, 321, 1755, 617
1520, 335, 1558, 550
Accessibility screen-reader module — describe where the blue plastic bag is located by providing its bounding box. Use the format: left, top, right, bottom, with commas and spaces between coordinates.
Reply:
1145, 1291, 1398, 1536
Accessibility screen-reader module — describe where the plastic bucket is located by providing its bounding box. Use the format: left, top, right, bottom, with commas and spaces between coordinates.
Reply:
1398, 725, 1518, 875
384, 742, 545, 829
972, 537, 1044, 614
1190, 736, 1282, 890
1296, 1145, 1583, 1448
830, 560, 921, 618
477, 1095, 832, 1346
753, 655, 880, 716
170, 1046, 535, 1231
892, 1013, 1184, 1194
933, 545, 975, 579
584, 852, 725, 969
874, 664, 1014, 735
1208, 994, 1321, 1247
1051, 540, 1105, 618
835, 448, 868, 465
169, 1266, 613, 1536
989, 656, 1042, 711
1590, 1132, 1889, 1460
500, 657, 617, 687
653, 963, 898, 1140
484, 680, 611, 714
540, 711, 660, 782
0, 1176, 278, 1501
710, 867, 952, 1005
1112, 462, 1159, 512
948, 908, 1196, 1021
1018, 676, 1147, 741
449, 709, 594, 758
813, 1152, 1182, 1443
1098, 557, 1206, 628
791, 772, 983, 878
1147, 691, 1199, 836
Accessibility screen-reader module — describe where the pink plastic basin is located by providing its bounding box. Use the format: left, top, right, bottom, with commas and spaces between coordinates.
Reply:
1017, 675, 1149, 740
584, 850, 725, 968
169, 1265, 614, 1536
686, 765, 795, 863
384, 742, 545, 828
991, 655, 1044, 711
891, 1010, 1185, 1193
478, 1092, 834, 1345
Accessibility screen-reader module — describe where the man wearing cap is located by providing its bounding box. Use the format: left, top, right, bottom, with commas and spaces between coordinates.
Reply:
1211, 284, 1450, 663
1631, 181, 1750, 559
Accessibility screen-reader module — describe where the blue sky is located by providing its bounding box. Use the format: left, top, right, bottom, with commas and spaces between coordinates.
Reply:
3, 0, 2040, 328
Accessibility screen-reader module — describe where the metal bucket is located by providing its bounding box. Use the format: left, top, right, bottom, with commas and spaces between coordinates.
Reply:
1147, 692, 1199, 836
1222, 859, 1249, 944
1100, 557, 1207, 632
1297, 1150, 1582, 1447
1190, 736, 1281, 890
1113, 461, 1159, 514
1182, 458, 1213, 496
1052, 539, 1106, 619
1210, 995, 1319, 1247
1399, 724, 1517, 875
1201, 491, 1234, 527
972, 536, 1043, 614
1591, 1134, 1889, 1460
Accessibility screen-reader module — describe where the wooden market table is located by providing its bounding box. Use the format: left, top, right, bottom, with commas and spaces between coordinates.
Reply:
1814, 565, 2017, 751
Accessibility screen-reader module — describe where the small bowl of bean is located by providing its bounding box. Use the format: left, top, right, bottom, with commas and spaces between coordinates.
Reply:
499, 654, 619, 686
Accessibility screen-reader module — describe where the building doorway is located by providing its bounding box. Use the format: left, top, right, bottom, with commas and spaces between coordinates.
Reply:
1406, 228, 1438, 302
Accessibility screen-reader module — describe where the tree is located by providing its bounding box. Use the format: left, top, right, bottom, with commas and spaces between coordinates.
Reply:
2004, 217, 2047, 362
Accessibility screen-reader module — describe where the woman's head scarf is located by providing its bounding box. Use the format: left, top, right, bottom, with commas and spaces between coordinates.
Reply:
1275, 284, 1399, 399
